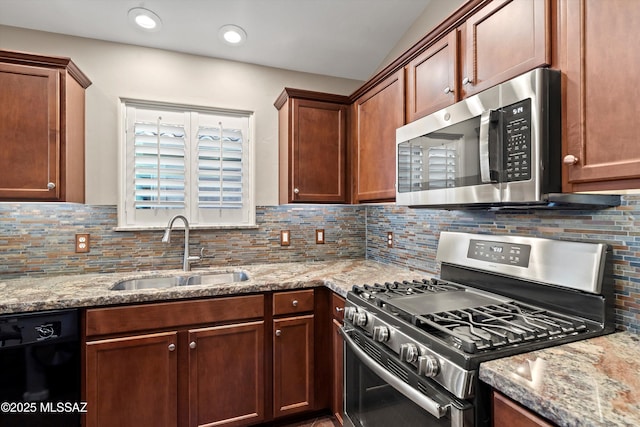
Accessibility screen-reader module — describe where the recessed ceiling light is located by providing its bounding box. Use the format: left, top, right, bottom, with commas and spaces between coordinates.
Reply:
128, 7, 162, 32
219, 25, 247, 46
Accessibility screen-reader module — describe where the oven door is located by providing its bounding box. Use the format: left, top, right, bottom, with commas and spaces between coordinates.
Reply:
341, 327, 473, 427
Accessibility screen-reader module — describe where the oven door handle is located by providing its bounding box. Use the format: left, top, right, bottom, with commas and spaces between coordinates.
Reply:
340, 326, 448, 419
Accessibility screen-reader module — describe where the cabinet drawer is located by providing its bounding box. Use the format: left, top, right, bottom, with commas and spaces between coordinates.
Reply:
86, 294, 264, 338
331, 293, 345, 321
273, 290, 314, 316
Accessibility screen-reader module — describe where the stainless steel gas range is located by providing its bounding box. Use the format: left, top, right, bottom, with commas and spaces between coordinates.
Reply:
341, 232, 615, 427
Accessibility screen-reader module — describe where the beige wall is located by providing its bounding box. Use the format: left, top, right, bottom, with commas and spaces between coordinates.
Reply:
0, 25, 363, 205
373, 0, 467, 76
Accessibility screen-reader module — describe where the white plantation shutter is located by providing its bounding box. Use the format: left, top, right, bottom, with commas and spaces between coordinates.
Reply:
133, 120, 186, 209
120, 102, 254, 228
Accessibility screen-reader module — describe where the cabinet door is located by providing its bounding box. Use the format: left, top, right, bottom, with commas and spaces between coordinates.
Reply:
493, 391, 553, 427
331, 293, 345, 424
561, 0, 640, 191
85, 332, 178, 427
0, 63, 60, 200
188, 322, 265, 427
331, 318, 344, 425
463, 0, 550, 97
405, 30, 458, 122
353, 70, 405, 202
273, 314, 314, 418
290, 99, 347, 203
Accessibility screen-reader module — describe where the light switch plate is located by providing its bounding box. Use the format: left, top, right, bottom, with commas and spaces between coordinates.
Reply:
316, 229, 325, 244
280, 230, 291, 246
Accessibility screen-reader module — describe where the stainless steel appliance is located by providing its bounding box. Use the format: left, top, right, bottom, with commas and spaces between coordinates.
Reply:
395, 68, 619, 209
341, 232, 615, 427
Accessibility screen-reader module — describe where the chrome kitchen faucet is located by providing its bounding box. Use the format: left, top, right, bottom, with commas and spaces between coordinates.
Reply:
162, 215, 201, 271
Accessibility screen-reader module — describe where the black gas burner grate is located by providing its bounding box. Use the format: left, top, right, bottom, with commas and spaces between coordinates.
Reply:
416, 301, 589, 354
352, 279, 463, 306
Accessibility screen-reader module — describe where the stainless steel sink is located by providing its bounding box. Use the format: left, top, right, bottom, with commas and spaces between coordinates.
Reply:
111, 271, 249, 291
184, 271, 248, 286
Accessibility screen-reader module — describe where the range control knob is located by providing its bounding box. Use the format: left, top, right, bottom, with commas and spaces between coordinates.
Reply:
354, 312, 368, 327
417, 355, 440, 377
344, 307, 357, 321
400, 343, 419, 363
372, 326, 390, 342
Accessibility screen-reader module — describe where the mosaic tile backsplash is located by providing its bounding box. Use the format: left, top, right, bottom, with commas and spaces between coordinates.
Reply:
0, 204, 365, 278
1, 196, 639, 332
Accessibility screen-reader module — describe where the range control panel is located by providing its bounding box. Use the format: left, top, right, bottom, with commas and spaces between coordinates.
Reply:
467, 239, 531, 267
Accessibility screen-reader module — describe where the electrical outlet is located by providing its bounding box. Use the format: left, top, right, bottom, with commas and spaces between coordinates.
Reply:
280, 230, 291, 246
75, 233, 90, 253
316, 229, 325, 244
387, 231, 393, 248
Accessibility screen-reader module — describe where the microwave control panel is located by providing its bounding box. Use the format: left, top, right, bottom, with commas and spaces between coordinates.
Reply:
503, 98, 532, 182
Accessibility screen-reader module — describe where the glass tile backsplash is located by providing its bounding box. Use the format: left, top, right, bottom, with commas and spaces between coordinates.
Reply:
1, 196, 638, 332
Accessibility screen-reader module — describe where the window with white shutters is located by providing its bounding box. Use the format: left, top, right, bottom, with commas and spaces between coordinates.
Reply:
119, 101, 254, 229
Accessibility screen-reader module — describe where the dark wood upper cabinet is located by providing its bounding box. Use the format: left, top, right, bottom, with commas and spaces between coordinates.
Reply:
561, 0, 640, 191
404, 0, 550, 122
405, 30, 459, 122
276, 89, 349, 204
462, 0, 551, 97
352, 70, 405, 202
0, 50, 91, 202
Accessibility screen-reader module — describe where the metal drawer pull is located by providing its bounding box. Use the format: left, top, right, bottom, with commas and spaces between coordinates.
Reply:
168, 344, 176, 352
292, 300, 298, 307
275, 329, 282, 337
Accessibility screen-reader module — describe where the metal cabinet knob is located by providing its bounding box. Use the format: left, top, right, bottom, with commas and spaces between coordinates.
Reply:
444, 86, 453, 94
335, 307, 344, 313
292, 300, 298, 307
189, 341, 197, 349
293, 188, 300, 194
47, 182, 56, 190
563, 154, 579, 165
168, 343, 176, 352
275, 329, 282, 337
462, 77, 473, 85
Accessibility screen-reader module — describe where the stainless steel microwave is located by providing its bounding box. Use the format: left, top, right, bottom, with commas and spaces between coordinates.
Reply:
395, 68, 619, 209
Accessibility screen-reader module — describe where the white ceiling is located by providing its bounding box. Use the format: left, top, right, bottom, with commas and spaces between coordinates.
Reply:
0, 0, 433, 81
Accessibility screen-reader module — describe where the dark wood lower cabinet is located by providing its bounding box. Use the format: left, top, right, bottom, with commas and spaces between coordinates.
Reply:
492, 391, 554, 427
83, 291, 344, 427
85, 332, 178, 427
273, 314, 315, 418
330, 293, 345, 425
188, 322, 265, 427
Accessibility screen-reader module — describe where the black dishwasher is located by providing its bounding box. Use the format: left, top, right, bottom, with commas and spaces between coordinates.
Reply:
0, 309, 80, 427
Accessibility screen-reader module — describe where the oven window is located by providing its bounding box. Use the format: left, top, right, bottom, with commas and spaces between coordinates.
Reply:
344, 344, 455, 427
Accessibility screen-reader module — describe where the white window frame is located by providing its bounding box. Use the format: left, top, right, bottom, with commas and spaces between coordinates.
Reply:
117, 99, 256, 229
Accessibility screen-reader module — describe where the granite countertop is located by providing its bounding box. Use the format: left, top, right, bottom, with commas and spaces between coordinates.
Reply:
0, 259, 431, 314
480, 331, 640, 427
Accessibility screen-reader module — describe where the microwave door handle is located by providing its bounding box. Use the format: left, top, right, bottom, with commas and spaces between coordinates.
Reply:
340, 326, 449, 419
479, 110, 493, 183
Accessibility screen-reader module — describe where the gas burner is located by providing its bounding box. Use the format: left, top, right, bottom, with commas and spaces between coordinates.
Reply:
352, 278, 464, 306
416, 302, 589, 354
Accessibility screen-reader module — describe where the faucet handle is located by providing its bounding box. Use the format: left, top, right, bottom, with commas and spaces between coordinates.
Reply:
199, 247, 215, 259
